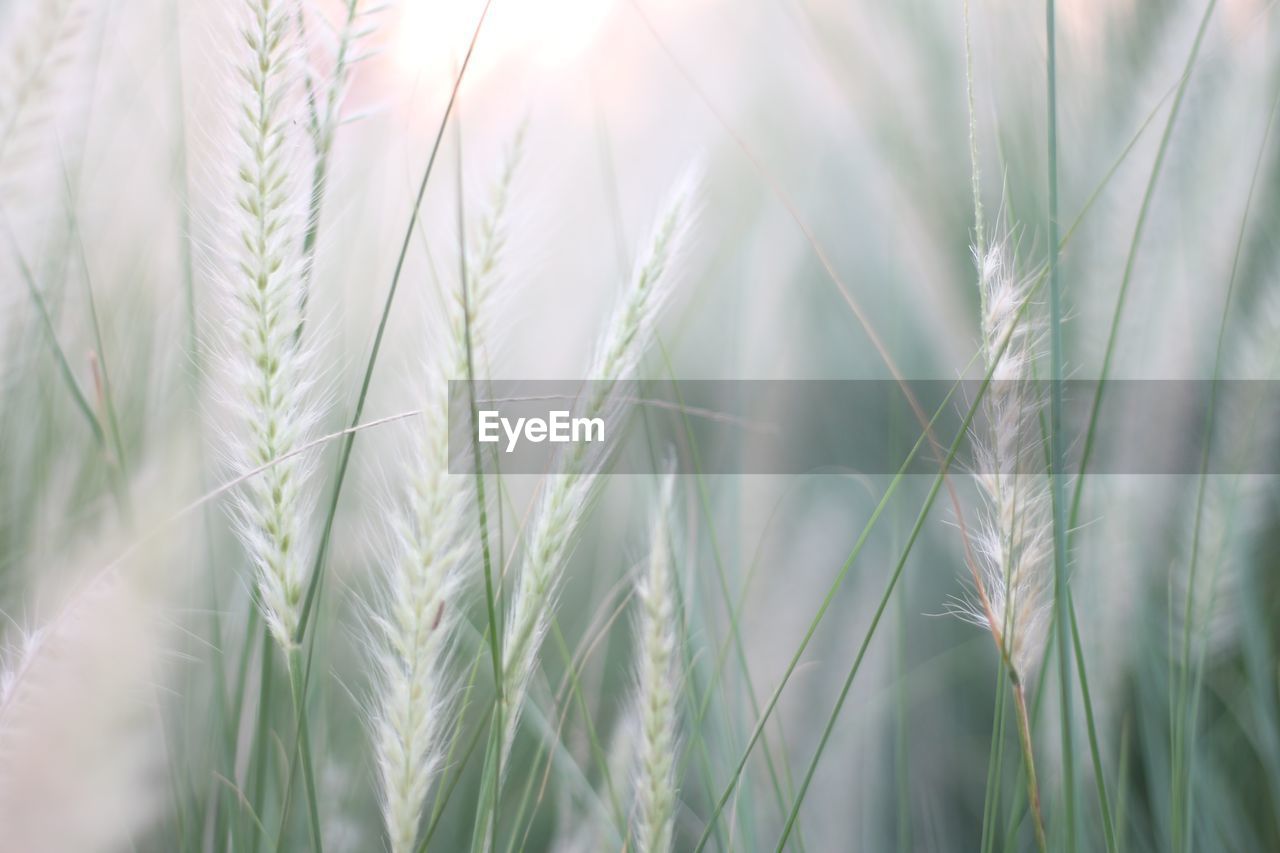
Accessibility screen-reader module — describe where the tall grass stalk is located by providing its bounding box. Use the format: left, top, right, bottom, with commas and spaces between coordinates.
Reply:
702, 91, 1170, 845
656, 344, 799, 848
291, 0, 492, 650
630, 26, 1049, 848
963, 0, 985, 265
767, 336, 1025, 853
1067, 0, 1218, 529
285, 33, 492, 846
215, 4, 327, 842
965, 7, 1051, 846
7, 1, 1280, 849
706, 274, 1050, 853
979, 667, 1010, 853
1044, 1, 1077, 847
466, 173, 694, 851
958, 241, 1052, 852
1173, 78, 1280, 853
459, 136, 507, 853
4, 222, 106, 449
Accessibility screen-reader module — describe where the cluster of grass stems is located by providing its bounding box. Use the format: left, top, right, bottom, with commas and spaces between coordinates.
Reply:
1, 0, 1278, 851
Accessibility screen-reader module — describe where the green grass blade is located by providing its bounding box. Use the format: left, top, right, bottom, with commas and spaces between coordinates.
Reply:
1175, 74, 1280, 853
980, 668, 1010, 853
690, 344, 989, 851
283, 651, 324, 852
1066, 0, 1219, 531
4, 221, 106, 449
771, 344, 1011, 851
457, 118, 505, 851
1068, 590, 1118, 852
1044, 4, 1078, 848
292, 0, 494, 646
659, 347, 804, 848
248, 628, 274, 853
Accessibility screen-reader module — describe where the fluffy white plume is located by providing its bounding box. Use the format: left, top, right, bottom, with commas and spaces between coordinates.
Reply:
214, 0, 321, 652
631, 470, 681, 853
958, 240, 1053, 679
499, 172, 698, 764
371, 132, 523, 853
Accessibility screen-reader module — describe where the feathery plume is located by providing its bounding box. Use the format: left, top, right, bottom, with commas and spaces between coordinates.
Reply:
952, 235, 1052, 853
371, 134, 523, 853
498, 172, 697, 764
218, 0, 319, 652
631, 470, 681, 853
961, 241, 1054, 679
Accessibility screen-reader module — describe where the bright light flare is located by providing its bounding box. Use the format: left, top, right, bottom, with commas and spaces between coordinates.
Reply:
391, 0, 618, 84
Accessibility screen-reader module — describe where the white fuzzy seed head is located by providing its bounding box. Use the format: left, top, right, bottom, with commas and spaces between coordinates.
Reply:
958, 239, 1053, 679
217, 0, 318, 652
631, 471, 681, 853
499, 172, 697, 764
371, 135, 523, 853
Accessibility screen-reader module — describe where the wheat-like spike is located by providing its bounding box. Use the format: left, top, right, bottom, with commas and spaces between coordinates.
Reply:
948, 236, 1054, 852
221, 0, 317, 652
372, 135, 522, 853
958, 239, 1053, 680
631, 470, 681, 853
499, 173, 697, 765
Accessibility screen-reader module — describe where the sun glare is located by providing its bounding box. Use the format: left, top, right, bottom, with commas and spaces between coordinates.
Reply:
391, 0, 617, 83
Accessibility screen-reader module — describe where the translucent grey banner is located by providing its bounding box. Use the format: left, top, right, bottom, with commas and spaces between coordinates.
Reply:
447, 380, 1280, 475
